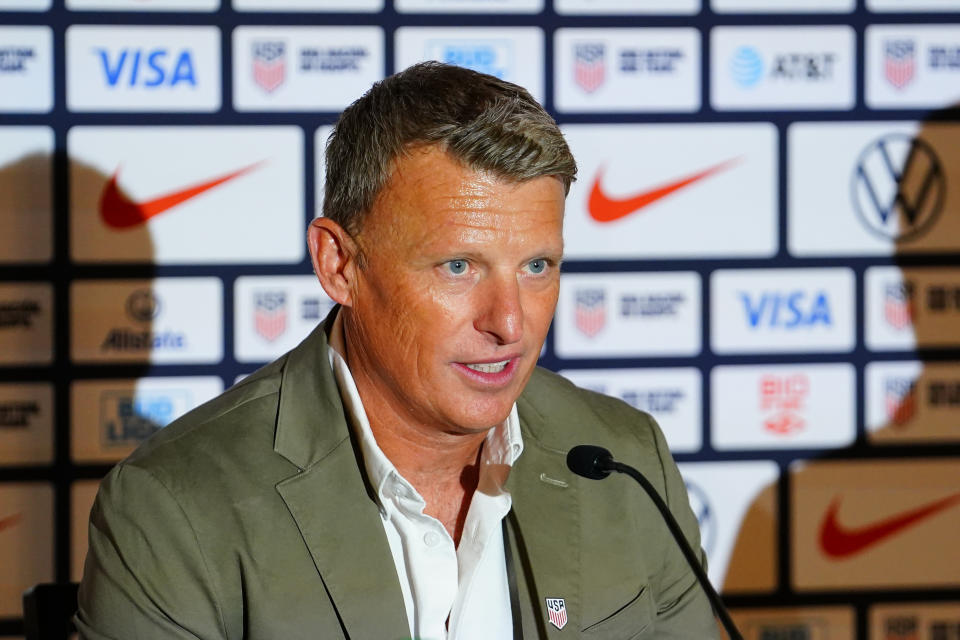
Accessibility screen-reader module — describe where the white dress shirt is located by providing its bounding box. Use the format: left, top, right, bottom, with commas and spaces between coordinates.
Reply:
326, 313, 523, 640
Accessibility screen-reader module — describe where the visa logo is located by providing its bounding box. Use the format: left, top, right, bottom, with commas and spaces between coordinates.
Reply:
740, 291, 832, 328
95, 48, 197, 87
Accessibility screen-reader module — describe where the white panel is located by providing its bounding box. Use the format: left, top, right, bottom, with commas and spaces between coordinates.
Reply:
711, 26, 855, 111
562, 123, 778, 259
67, 26, 221, 112
713, 0, 853, 11
711, 268, 855, 354
711, 363, 856, 450
233, 27, 384, 112
555, 0, 699, 14
555, 272, 701, 358
868, 0, 960, 11
71, 278, 223, 364
68, 0, 219, 9
71, 377, 223, 463
679, 461, 780, 592
0, 383, 53, 465
394, 27, 544, 104
0, 26, 53, 113
234, 275, 335, 363
0, 483, 53, 617
559, 368, 702, 452
554, 28, 700, 113
866, 25, 960, 110
787, 121, 960, 256
233, 0, 382, 10
0, 126, 52, 263
0, 283, 53, 365
69, 126, 304, 264
396, 0, 542, 12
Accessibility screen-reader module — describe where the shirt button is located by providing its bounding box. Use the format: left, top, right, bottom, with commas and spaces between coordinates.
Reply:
423, 531, 440, 547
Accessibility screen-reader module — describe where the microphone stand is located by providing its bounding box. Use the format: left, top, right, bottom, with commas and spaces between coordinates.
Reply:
568, 445, 744, 640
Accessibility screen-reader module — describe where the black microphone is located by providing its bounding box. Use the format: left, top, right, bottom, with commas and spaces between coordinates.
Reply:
567, 445, 743, 640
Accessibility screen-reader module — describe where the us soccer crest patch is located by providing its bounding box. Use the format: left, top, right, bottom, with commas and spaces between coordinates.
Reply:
545, 597, 568, 630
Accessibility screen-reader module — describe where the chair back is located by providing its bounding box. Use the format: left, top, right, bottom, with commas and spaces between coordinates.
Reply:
22, 583, 79, 640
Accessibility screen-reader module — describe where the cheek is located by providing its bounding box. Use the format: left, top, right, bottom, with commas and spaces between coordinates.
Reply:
525, 285, 560, 334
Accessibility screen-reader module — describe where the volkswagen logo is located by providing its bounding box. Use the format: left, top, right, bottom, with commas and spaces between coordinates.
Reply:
851, 133, 944, 242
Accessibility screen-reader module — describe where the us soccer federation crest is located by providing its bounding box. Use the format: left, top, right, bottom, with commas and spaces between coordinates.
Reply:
574, 43, 605, 93
545, 598, 567, 630
574, 289, 606, 338
252, 41, 286, 93
254, 291, 287, 342
884, 281, 914, 330
884, 39, 915, 90
884, 376, 916, 427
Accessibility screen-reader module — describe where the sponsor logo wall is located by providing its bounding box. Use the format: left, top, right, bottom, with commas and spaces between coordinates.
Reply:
0, 1, 958, 638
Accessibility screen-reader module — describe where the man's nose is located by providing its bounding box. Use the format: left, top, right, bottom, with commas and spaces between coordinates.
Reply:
474, 273, 524, 345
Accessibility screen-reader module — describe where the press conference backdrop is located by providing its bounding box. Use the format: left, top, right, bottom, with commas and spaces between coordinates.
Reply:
1, 0, 959, 638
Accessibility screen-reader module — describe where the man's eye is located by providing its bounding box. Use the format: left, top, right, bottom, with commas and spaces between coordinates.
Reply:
446, 259, 468, 275
528, 259, 547, 274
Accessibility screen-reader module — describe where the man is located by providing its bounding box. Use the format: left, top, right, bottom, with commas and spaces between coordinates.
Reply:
77, 62, 718, 639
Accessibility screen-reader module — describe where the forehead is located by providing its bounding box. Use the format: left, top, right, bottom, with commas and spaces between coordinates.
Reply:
365, 147, 565, 239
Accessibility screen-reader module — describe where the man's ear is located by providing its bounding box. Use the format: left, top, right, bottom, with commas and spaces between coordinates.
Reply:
307, 217, 360, 307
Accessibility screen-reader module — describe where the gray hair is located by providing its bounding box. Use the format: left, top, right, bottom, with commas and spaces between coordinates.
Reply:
322, 61, 577, 234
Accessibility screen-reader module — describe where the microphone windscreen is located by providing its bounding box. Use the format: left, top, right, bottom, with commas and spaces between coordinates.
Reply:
566, 445, 614, 480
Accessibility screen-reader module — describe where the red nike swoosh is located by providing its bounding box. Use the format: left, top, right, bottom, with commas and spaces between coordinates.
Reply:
0, 512, 22, 532
99, 161, 264, 229
588, 158, 741, 223
819, 492, 960, 558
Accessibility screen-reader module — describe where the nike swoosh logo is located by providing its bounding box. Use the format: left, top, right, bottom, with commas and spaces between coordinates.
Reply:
0, 512, 22, 532
99, 161, 264, 229
819, 492, 960, 558
588, 158, 741, 223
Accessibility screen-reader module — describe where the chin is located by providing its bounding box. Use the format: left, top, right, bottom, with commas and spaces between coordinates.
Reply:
451, 399, 517, 432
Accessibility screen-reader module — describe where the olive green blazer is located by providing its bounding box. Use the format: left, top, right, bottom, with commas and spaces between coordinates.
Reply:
77, 318, 717, 639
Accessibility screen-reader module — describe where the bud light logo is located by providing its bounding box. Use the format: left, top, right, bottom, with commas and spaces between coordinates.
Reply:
96, 47, 197, 88
740, 291, 832, 329
731, 46, 764, 87
100, 390, 189, 447
428, 41, 509, 78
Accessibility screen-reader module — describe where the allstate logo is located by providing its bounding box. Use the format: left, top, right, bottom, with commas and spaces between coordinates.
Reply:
731, 46, 764, 88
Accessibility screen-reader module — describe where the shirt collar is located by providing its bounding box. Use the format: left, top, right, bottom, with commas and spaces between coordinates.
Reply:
326, 308, 523, 505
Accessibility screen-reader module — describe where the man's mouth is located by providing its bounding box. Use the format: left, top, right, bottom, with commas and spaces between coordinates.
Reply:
464, 360, 510, 374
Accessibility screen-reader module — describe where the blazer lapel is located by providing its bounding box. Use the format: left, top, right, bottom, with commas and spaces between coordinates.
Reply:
272, 318, 409, 639
506, 417, 582, 637
276, 449, 408, 639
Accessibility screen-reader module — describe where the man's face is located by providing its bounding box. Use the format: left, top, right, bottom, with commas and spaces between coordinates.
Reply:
342, 146, 565, 437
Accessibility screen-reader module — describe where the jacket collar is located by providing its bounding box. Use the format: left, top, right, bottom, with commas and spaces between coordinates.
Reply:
272, 309, 410, 637
270, 311, 595, 637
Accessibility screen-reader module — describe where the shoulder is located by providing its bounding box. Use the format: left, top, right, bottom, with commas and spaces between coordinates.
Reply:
518, 367, 665, 473
122, 355, 293, 487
